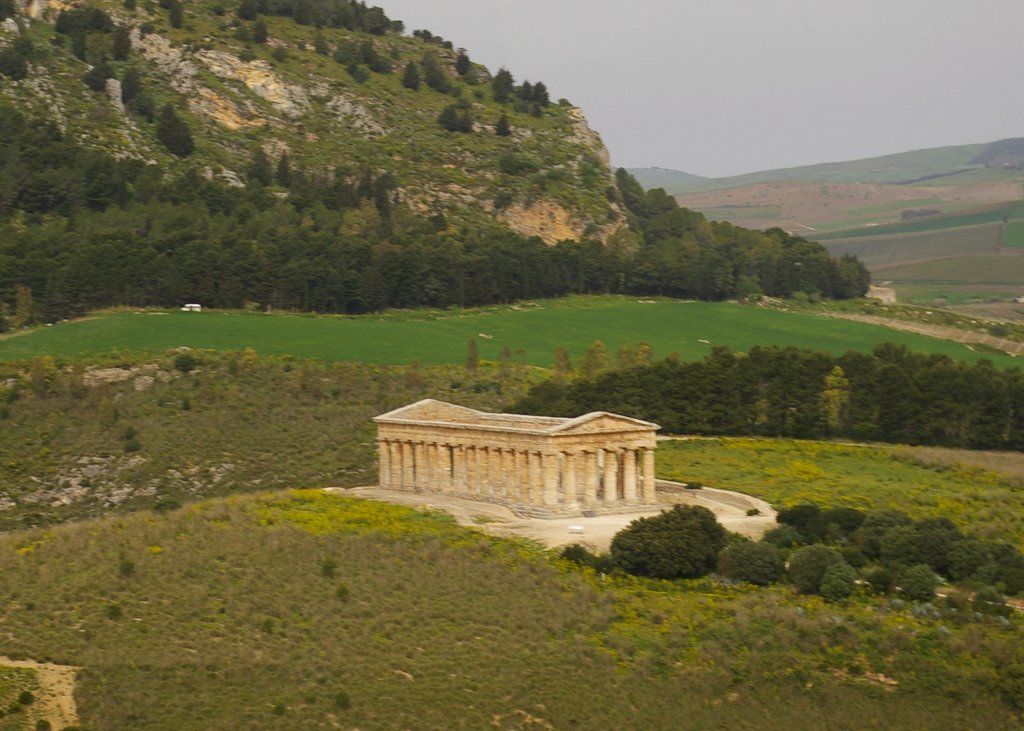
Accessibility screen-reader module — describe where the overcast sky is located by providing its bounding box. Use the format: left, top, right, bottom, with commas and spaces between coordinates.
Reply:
379, 0, 1024, 177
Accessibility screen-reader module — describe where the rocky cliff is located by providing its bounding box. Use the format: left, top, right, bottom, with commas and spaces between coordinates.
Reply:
0, 0, 625, 243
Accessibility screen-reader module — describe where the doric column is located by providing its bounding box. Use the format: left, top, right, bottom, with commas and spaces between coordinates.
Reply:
388, 441, 402, 489
583, 450, 598, 505
503, 448, 516, 500
415, 442, 428, 492
452, 445, 465, 494
489, 447, 503, 498
477, 446, 490, 497
465, 445, 477, 495
529, 451, 544, 504
642, 447, 657, 504
562, 452, 577, 506
378, 439, 390, 489
439, 444, 452, 494
518, 450, 531, 503
622, 448, 638, 501
401, 441, 415, 491
542, 452, 559, 506
602, 448, 618, 503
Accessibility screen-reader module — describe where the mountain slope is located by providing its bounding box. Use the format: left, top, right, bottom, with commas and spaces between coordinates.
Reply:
627, 140, 1020, 195
0, 0, 624, 244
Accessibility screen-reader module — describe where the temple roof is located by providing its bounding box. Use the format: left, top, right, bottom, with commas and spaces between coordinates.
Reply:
374, 399, 659, 435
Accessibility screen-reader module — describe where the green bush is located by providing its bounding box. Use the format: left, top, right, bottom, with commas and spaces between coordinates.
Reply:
717, 541, 783, 586
610, 504, 727, 580
787, 544, 842, 594
899, 563, 938, 602
819, 561, 857, 602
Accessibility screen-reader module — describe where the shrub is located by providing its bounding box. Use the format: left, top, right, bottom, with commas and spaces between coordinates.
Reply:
787, 544, 842, 594
610, 504, 727, 580
864, 564, 895, 594
973, 586, 1010, 616
762, 524, 802, 549
819, 561, 857, 602
899, 563, 937, 602
174, 352, 198, 372
560, 543, 612, 573
717, 541, 783, 586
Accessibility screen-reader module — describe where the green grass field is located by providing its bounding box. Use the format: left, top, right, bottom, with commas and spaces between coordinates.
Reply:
658, 438, 1024, 546
2, 297, 1020, 368
1004, 221, 1024, 247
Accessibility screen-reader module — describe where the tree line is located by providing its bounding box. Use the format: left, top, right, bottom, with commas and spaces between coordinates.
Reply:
513, 343, 1024, 450
0, 99, 868, 323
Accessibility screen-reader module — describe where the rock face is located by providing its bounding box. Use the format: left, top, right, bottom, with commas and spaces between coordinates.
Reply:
3, 0, 625, 243
498, 199, 587, 245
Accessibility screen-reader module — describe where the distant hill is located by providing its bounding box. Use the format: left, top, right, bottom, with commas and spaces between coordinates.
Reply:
627, 140, 1017, 195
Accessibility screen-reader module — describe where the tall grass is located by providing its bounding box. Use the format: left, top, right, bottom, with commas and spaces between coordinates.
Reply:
0, 490, 1019, 729
657, 438, 1024, 545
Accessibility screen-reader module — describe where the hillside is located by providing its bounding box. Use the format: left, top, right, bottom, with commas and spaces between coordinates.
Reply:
0, 0, 624, 243
628, 140, 1006, 195
1, 488, 1022, 729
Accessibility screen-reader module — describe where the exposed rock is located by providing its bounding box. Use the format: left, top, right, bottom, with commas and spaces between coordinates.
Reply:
497, 199, 586, 245
24, 0, 53, 21
326, 93, 387, 137
196, 49, 311, 118
1, 18, 17, 34
105, 77, 124, 114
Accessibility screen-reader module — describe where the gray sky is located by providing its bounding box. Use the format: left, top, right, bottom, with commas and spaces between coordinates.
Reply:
379, 0, 1024, 177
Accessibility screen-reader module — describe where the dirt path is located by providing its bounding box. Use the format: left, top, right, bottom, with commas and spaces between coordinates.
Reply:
335, 483, 776, 553
0, 656, 80, 729
828, 311, 1024, 356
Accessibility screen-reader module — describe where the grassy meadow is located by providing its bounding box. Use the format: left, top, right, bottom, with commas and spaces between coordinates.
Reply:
2, 296, 1020, 368
658, 438, 1024, 546
0, 489, 1021, 730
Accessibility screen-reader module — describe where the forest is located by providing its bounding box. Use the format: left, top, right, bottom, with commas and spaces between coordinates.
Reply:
513, 343, 1024, 450
0, 99, 868, 324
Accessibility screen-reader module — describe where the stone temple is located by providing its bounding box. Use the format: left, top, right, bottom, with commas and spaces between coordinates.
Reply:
374, 399, 659, 517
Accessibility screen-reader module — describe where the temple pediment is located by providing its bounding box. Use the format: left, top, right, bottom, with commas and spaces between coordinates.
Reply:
550, 412, 660, 435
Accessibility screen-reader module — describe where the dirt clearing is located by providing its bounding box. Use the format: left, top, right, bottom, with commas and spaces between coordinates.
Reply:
335, 483, 775, 553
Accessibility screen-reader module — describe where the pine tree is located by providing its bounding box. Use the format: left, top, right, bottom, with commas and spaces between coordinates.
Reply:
532, 81, 550, 106
253, 19, 268, 44
454, 50, 470, 76
83, 59, 114, 92
495, 112, 511, 137
401, 61, 420, 91
275, 152, 292, 186
167, 0, 183, 29
237, 0, 258, 20
248, 148, 272, 186
492, 68, 513, 103
112, 24, 131, 60
156, 104, 194, 157
121, 67, 142, 103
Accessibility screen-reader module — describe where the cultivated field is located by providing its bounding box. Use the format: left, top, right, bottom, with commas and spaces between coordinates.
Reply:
822, 223, 1003, 269
2, 296, 1021, 368
674, 180, 1020, 234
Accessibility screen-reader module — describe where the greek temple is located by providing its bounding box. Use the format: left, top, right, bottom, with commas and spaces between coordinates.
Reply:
374, 399, 659, 516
